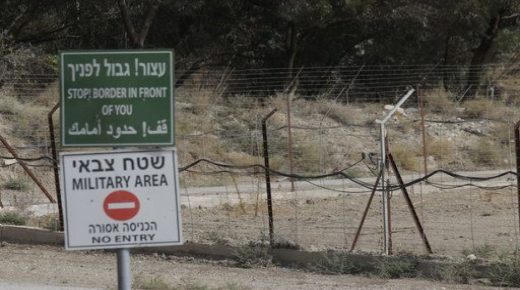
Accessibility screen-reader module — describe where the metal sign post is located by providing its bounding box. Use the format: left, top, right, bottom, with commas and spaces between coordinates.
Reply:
375, 88, 415, 255
117, 248, 131, 290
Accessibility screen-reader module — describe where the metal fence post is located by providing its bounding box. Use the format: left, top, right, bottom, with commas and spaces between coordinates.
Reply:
262, 109, 277, 245
515, 121, 520, 235
376, 88, 415, 255
48, 102, 64, 231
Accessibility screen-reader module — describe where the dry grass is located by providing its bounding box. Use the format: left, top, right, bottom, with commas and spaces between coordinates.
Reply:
390, 143, 421, 171
0, 94, 48, 143
492, 122, 515, 145
317, 101, 368, 126
468, 139, 504, 167
424, 89, 457, 115
481, 100, 516, 121
282, 96, 373, 126
426, 137, 457, 165
292, 139, 321, 173
224, 152, 259, 166
462, 99, 495, 119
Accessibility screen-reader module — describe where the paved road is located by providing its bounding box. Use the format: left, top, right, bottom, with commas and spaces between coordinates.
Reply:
179, 168, 516, 207
21, 169, 516, 214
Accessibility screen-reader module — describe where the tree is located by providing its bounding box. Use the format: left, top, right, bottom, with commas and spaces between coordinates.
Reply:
117, 0, 161, 48
464, 0, 520, 98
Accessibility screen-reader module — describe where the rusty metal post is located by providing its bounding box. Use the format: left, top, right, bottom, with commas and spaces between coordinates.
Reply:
515, 121, 520, 235
384, 137, 392, 255
386, 178, 393, 255
0, 135, 56, 203
388, 153, 432, 254
48, 102, 63, 231
418, 85, 428, 175
350, 169, 383, 252
262, 109, 277, 245
286, 94, 295, 191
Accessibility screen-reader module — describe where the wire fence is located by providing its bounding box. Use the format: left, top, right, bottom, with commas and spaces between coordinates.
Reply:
0, 64, 519, 257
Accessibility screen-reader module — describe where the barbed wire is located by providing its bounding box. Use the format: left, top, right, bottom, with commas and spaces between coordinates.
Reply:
2, 65, 519, 100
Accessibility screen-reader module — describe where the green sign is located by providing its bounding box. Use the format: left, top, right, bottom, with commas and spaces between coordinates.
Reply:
60, 50, 174, 146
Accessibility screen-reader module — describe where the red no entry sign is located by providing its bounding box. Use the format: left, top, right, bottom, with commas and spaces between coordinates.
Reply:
103, 190, 140, 221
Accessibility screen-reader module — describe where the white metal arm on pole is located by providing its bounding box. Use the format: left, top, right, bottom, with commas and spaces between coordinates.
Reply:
376, 88, 415, 125
374, 88, 415, 255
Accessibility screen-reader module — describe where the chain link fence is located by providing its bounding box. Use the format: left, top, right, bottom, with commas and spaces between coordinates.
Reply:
0, 65, 519, 257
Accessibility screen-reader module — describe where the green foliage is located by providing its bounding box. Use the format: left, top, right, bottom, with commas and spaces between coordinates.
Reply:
38, 214, 61, 231
0, 211, 27, 225
462, 244, 495, 260
375, 257, 417, 279
311, 250, 358, 275
490, 250, 520, 287
3, 177, 30, 191
271, 238, 301, 250
2, 0, 519, 84
232, 242, 273, 268
440, 261, 478, 284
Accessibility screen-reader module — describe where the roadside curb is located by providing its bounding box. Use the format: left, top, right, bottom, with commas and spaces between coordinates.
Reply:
0, 225, 64, 245
0, 224, 492, 282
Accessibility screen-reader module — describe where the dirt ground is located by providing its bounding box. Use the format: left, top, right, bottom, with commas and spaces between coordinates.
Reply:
0, 243, 505, 290
183, 184, 520, 258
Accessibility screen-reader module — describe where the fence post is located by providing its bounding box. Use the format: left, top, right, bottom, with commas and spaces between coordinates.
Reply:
350, 168, 383, 252
418, 85, 428, 175
48, 102, 64, 231
262, 109, 277, 245
388, 153, 433, 254
515, 121, 520, 235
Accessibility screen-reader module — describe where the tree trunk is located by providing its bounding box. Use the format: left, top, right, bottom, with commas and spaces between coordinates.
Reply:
286, 21, 297, 81
442, 35, 451, 91
117, 0, 160, 48
464, 13, 502, 100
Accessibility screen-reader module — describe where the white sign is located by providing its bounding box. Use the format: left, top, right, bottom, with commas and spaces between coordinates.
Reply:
60, 148, 183, 250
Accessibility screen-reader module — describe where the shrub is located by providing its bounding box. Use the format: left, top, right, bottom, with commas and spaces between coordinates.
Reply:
232, 242, 272, 268
207, 231, 229, 245
271, 238, 301, 250
440, 261, 477, 284
462, 244, 495, 260
390, 143, 421, 171
427, 137, 456, 165
311, 250, 358, 275
490, 250, 520, 287
0, 211, 26, 225
468, 139, 503, 167
38, 214, 61, 231
3, 177, 31, 191
376, 257, 417, 279
292, 140, 321, 173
